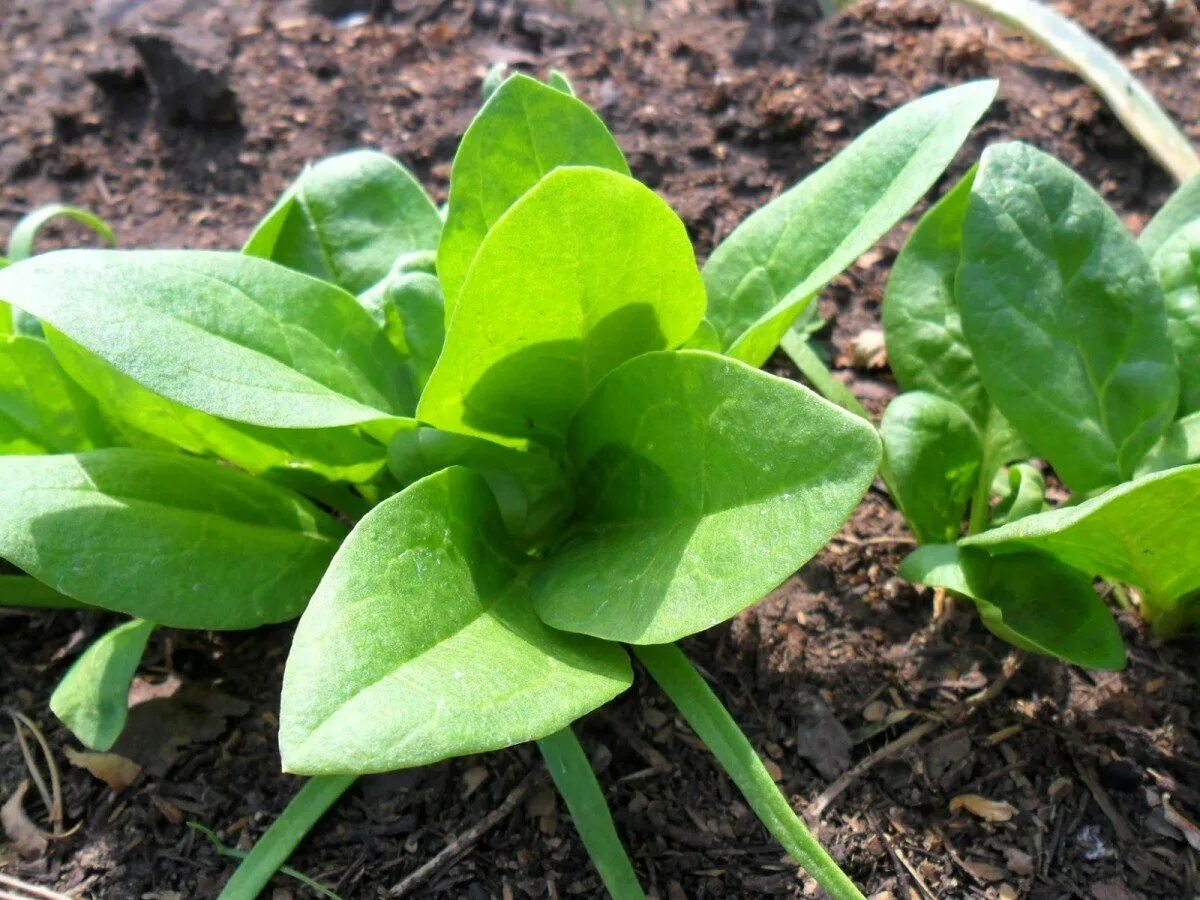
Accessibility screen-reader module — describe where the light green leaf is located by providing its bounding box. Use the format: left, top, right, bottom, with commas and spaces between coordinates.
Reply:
279, 467, 631, 775
437, 74, 629, 312
0, 335, 111, 454
50, 618, 154, 751
1152, 219, 1200, 414
546, 70, 575, 95
244, 150, 441, 297
0, 449, 346, 629
704, 80, 997, 365
681, 319, 722, 352
0, 250, 413, 428
989, 463, 1047, 528
964, 464, 1200, 612
880, 391, 980, 545
1140, 173, 1200, 257
387, 427, 570, 542
957, 142, 1178, 492
900, 543, 1124, 670
360, 269, 445, 396
420, 167, 705, 448
532, 350, 881, 644
7, 203, 115, 262
1137, 409, 1200, 475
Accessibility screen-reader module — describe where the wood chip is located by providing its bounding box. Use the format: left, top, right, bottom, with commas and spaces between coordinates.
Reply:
949, 794, 1016, 822
959, 858, 1006, 882
64, 748, 141, 793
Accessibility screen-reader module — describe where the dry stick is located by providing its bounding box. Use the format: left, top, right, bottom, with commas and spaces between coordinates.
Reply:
388, 770, 544, 897
0, 874, 74, 900
1072, 756, 1135, 844
807, 654, 1021, 823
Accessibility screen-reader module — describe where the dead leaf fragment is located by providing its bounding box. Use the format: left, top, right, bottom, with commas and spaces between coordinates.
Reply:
949, 793, 1016, 822
64, 747, 141, 793
841, 328, 887, 369
1004, 846, 1034, 876
959, 858, 1006, 882
2, 780, 48, 858
1162, 794, 1200, 851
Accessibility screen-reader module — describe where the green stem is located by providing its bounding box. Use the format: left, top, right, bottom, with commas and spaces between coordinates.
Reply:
218, 775, 356, 900
779, 331, 871, 421
633, 644, 865, 900
537, 728, 646, 900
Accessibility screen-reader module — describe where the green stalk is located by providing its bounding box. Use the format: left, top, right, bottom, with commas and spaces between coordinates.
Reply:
634, 644, 864, 900
537, 727, 646, 899
218, 775, 356, 900
779, 330, 871, 421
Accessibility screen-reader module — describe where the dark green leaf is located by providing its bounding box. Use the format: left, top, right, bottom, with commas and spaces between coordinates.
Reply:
704, 80, 997, 365
437, 74, 629, 311
279, 467, 631, 774
900, 544, 1125, 669
0, 449, 345, 629
1152, 219, 1200, 414
957, 142, 1178, 492
0, 574, 88, 610
244, 150, 441, 296
533, 350, 880, 644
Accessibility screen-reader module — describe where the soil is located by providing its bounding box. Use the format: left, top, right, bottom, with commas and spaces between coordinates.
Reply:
2, 0, 1200, 897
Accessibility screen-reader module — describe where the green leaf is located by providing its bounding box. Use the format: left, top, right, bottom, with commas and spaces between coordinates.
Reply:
360, 269, 445, 396
1140, 173, 1200, 257
279, 467, 631, 775
880, 391, 980, 545
7, 203, 115, 262
964, 464, 1200, 612
420, 167, 705, 448
0, 335, 111, 454
546, 70, 575, 95
0, 575, 89, 610
1152, 219, 1200, 414
244, 150, 441, 297
900, 544, 1125, 669
681, 319, 722, 352
387, 427, 570, 542
0, 250, 413, 428
704, 80, 997, 365
0, 449, 345, 629
50, 618, 153, 751
532, 350, 881, 644
437, 74, 629, 312
989, 463, 1047, 528
957, 142, 1178, 492
1137, 409, 1200, 475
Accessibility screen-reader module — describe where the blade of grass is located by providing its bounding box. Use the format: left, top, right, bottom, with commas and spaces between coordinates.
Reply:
537, 727, 646, 899
634, 644, 865, 900
778, 330, 871, 421
204, 774, 355, 900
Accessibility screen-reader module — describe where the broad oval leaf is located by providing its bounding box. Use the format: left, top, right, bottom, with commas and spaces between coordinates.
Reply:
1139, 172, 1200, 257
0, 335, 111, 454
704, 80, 997, 365
532, 350, 881, 644
50, 618, 154, 751
964, 464, 1200, 612
880, 391, 980, 545
280, 466, 631, 775
0, 250, 413, 429
0, 449, 346, 629
900, 544, 1124, 670
957, 142, 1178, 492
420, 167, 705, 448
1152, 219, 1200, 414
437, 74, 629, 312
244, 150, 441, 297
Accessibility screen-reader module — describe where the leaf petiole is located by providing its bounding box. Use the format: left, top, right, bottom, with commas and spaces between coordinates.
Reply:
633, 643, 865, 900
537, 727, 646, 900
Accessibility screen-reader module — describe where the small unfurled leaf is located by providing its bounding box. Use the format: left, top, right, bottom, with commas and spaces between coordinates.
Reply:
533, 350, 880, 644
957, 142, 1178, 492
949, 793, 1017, 822
7, 203, 115, 262
51, 619, 154, 751
880, 391, 981, 545
437, 74, 629, 312
244, 150, 441, 296
1137, 409, 1200, 475
989, 463, 1047, 528
704, 80, 997, 365
0, 335, 111, 454
0, 449, 345, 629
63, 747, 141, 793
963, 464, 1200, 635
0, 250, 413, 429
900, 544, 1125, 670
1140, 173, 1200, 257
280, 467, 631, 774
359, 268, 445, 396
1152, 218, 1200, 414
420, 167, 704, 448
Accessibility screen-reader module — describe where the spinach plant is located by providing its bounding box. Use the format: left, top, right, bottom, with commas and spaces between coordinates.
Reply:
881, 143, 1200, 663
0, 73, 999, 898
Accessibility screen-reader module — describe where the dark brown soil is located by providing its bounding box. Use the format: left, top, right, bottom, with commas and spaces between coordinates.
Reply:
2, 0, 1200, 897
